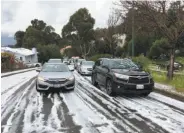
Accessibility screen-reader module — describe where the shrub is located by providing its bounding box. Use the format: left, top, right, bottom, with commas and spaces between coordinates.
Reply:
132, 55, 151, 71
1, 52, 16, 71
89, 54, 112, 62
148, 38, 169, 58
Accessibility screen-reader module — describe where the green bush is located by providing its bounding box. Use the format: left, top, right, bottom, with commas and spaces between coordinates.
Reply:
132, 55, 151, 71
89, 54, 112, 62
148, 38, 169, 58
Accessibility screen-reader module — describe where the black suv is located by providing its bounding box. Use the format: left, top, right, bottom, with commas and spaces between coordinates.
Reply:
92, 58, 154, 96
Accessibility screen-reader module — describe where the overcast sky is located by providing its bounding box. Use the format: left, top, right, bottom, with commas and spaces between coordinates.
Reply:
1, 0, 116, 37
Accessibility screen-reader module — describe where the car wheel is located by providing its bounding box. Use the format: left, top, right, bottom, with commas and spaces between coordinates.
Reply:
106, 79, 115, 96
35, 64, 40, 67
92, 74, 98, 87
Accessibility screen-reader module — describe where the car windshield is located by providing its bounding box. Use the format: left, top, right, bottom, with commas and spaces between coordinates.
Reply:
78, 59, 85, 62
109, 59, 138, 69
42, 64, 69, 72
48, 59, 61, 63
82, 61, 94, 66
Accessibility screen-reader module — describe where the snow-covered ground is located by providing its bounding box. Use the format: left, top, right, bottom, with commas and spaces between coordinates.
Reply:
1, 70, 184, 133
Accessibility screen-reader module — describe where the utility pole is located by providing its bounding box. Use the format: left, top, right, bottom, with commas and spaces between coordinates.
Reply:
132, 2, 135, 57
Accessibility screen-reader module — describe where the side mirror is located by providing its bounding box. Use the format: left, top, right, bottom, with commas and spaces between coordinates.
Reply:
36, 69, 41, 72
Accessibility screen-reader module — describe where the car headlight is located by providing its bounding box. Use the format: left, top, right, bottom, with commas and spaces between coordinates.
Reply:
114, 73, 129, 80
68, 76, 75, 81
38, 76, 45, 81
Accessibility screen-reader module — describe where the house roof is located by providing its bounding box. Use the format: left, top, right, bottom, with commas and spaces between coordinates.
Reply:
1, 47, 37, 56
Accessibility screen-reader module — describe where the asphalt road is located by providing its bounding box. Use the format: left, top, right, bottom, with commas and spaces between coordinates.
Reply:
1, 70, 184, 133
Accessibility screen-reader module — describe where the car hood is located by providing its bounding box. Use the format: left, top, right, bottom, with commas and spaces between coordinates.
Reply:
39, 72, 73, 79
111, 69, 148, 76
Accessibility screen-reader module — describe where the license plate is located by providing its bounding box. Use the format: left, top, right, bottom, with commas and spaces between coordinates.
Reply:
136, 85, 144, 89
53, 84, 60, 88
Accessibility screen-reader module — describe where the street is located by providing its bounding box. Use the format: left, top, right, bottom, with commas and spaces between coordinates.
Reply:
1, 70, 184, 133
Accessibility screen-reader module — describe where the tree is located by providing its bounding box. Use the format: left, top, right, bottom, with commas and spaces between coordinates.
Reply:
63, 48, 79, 58
103, 12, 121, 57
37, 44, 61, 63
14, 19, 63, 63
93, 28, 110, 55
14, 31, 25, 47
22, 19, 62, 49
149, 38, 169, 58
62, 8, 95, 59
31, 19, 46, 31
115, 46, 125, 57
116, 1, 184, 79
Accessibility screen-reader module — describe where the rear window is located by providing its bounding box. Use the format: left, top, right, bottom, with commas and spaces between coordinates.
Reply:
82, 61, 94, 65
48, 59, 61, 63
42, 64, 69, 72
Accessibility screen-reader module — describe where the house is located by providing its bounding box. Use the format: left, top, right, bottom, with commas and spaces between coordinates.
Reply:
1, 47, 38, 65
113, 34, 126, 48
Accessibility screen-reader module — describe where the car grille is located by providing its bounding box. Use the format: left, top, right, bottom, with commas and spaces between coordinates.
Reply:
87, 68, 92, 71
128, 76, 149, 84
46, 78, 67, 84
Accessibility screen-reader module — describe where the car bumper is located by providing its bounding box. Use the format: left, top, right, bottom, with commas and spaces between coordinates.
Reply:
113, 81, 154, 94
80, 71, 92, 75
37, 79, 75, 91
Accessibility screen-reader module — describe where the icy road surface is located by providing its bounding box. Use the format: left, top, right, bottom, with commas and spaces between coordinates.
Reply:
1, 70, 184, 133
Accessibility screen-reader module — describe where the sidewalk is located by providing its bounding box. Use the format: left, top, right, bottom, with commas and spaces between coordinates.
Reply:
154, 82, 184, 99
1, 68, 37, 78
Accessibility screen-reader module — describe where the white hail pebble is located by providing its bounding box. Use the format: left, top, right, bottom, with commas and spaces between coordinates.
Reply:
2, 80, 35, 133
1, 70, 38, 93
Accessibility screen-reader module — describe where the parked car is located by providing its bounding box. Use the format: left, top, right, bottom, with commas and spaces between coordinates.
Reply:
166, 62, 183, 71
36, 63, 75, 93
74, 59, 86, 71
25, 63, 42, 68
92, 58, 154, 96
78, 61, 95, 75
63, 60, 70, 65
48, 59, 62, 63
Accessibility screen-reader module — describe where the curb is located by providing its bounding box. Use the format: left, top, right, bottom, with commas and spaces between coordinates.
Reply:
154, 83, 184, 102
1, 68, 36, 78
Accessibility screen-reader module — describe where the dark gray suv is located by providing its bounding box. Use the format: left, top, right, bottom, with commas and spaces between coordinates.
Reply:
92, 58, 154, 96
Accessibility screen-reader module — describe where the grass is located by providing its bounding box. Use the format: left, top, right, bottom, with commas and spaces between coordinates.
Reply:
150, 70, 184, 92
176, 57, 184, 64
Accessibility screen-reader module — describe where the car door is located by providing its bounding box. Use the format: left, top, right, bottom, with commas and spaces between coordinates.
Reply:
95, 59, 103, 84
100, 59, 109, 86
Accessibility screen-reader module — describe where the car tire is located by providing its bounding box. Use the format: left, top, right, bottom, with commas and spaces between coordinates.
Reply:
92, 74, 98, 87
35, 64, 40, 67
106, 79, 115, 96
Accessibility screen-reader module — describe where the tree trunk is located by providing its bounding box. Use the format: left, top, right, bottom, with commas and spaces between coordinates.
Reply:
167, 48, 175, 80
